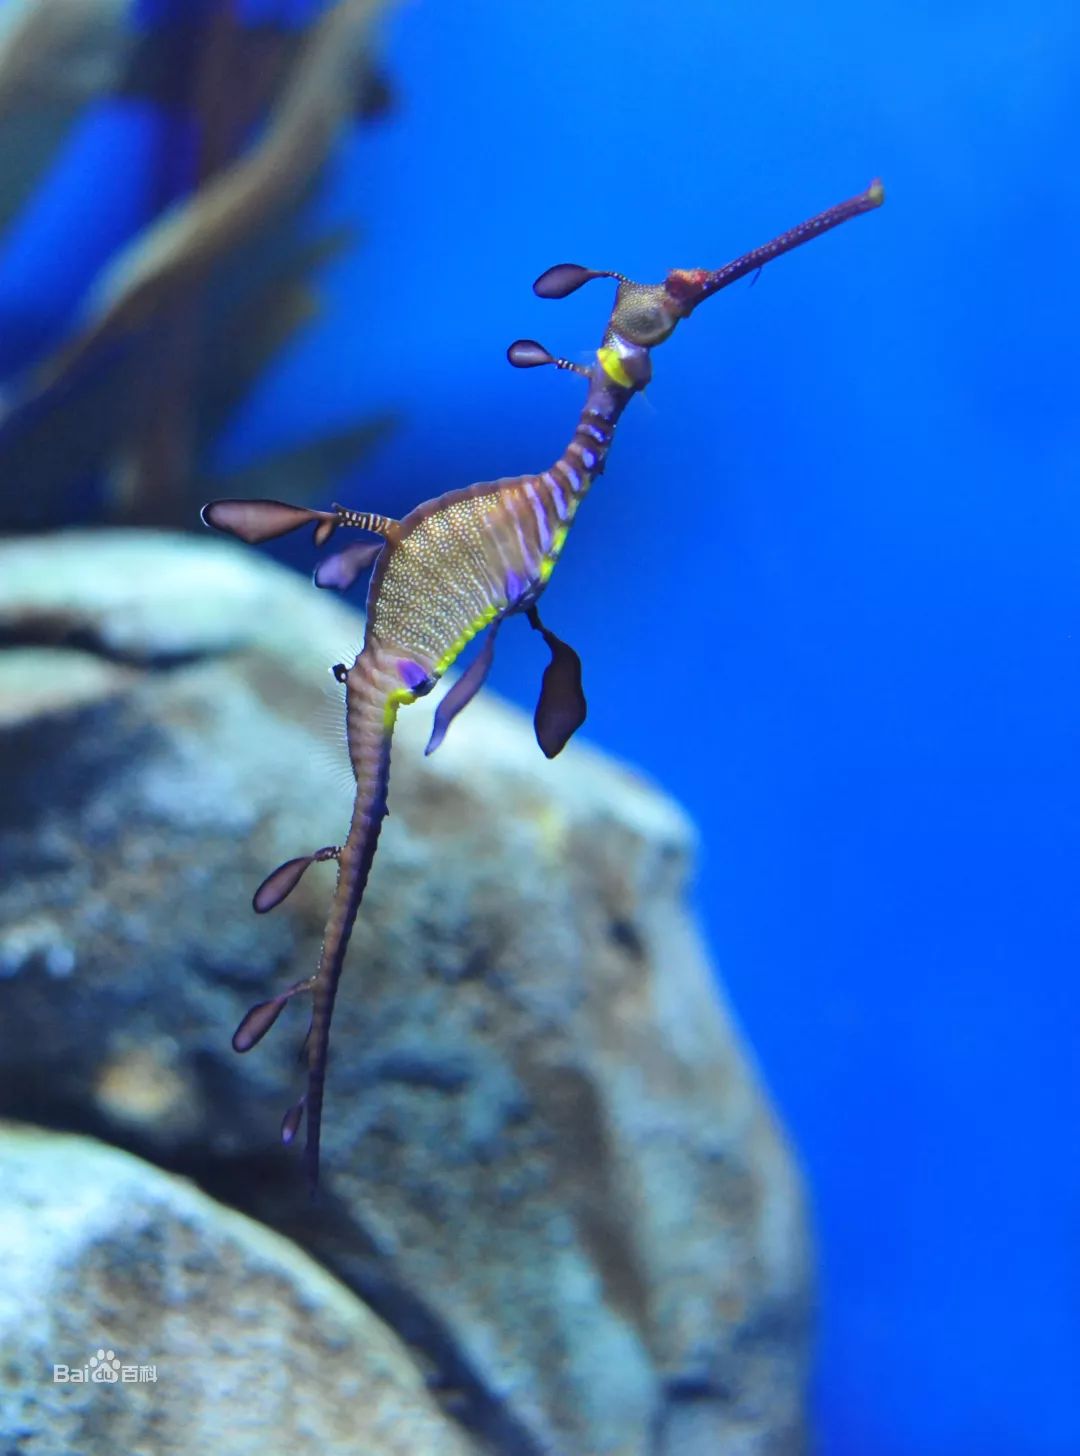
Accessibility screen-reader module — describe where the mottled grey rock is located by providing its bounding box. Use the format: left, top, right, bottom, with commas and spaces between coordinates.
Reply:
0, 1122, 476, 1456
0, 530, 812, 1456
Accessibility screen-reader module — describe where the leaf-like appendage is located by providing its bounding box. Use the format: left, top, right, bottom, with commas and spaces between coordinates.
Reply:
534, 628, 587, 758
232, 996, 290, 1053
201, 498, 322, 544
252, 855, 315, 913
532, 263, 603, 299
507, 339, 554, 368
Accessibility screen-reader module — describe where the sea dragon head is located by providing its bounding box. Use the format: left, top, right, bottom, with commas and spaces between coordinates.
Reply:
510, 179, 884, 392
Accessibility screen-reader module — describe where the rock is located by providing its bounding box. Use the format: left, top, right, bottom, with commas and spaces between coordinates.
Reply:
0, 1122, 477, 1456
0, 530, 812, 1455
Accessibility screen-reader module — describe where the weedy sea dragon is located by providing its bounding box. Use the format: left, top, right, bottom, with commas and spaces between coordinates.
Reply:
202, 179, 884, 1186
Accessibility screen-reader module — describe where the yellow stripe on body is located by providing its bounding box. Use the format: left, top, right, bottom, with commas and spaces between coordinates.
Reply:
434, 602, 499, 676
538, 520, 571, 583
384, 602, 497, 726
383, 686, 417, 729
421, 501, 577, 661
597, 346, 633, 389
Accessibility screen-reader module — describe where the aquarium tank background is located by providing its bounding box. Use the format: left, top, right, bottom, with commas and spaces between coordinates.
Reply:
0, 1, 1077, 1454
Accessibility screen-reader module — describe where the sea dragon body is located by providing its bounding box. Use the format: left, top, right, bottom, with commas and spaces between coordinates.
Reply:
203, 179, 884, 1186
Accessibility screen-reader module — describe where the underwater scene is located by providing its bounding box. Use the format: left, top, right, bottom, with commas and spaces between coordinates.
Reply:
0, 1, 1076, 1453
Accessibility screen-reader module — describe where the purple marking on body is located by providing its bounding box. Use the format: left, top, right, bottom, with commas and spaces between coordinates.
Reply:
582, 422, 607, 444
580, 447, 597, 470
398, 659, 429, 690
543, 473, 569, 520
561, 462, 581, 491
524, 483, 553, 550
505, 569, 525, 604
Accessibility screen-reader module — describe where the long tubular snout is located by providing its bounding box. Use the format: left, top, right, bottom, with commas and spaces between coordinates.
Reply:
666, 179, 884, 314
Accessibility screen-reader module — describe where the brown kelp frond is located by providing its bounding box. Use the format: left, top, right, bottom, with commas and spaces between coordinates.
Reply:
114, 14, 393, 122
198, 224, 357, 432
0, 0, 129, 118
28, 0, 397, 402
0, 0, 131, 230
0, 0, 399, 532
204, 417, 396, 511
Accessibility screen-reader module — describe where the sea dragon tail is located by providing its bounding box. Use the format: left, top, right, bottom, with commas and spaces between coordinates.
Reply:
205, 495, 411, 1188
304, 642, 403, 1188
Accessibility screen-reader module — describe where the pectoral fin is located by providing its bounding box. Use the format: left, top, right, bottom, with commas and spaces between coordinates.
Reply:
425, 626, 499, 755
528, 609, 586, 758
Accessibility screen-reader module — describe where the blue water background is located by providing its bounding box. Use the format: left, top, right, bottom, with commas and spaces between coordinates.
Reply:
1, 1, 1078, 1451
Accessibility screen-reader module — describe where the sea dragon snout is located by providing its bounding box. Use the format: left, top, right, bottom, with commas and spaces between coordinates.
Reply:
203, 178, 884, 1187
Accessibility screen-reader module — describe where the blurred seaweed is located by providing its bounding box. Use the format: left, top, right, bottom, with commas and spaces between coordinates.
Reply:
0, 0, 396, 530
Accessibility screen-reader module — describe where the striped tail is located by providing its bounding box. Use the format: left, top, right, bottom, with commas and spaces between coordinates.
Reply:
304, 643, 404, 1188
